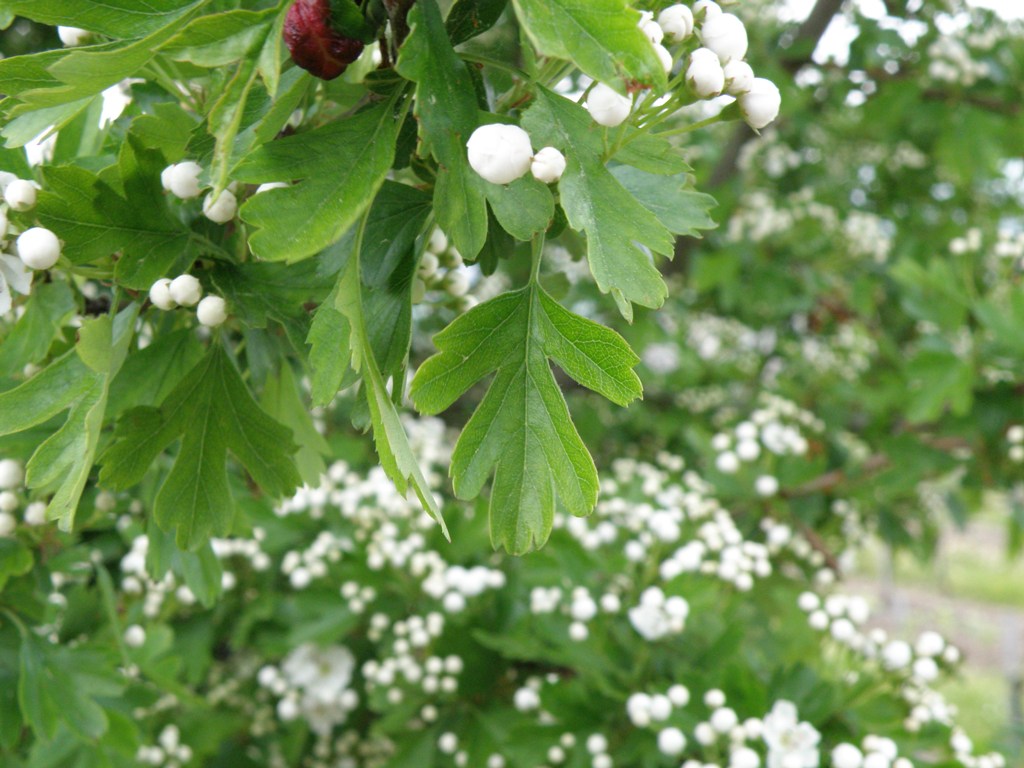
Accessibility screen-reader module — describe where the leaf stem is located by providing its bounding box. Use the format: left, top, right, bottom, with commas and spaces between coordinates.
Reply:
652, 112, 729, 138
529, 231, 545, 284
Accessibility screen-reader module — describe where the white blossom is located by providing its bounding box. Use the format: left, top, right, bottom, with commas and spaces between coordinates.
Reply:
586, 83, 633, 127
466, 124, 534, 185
739, 78, 782, 130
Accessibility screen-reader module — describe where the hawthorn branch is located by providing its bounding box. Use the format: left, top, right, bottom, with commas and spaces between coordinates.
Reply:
670, 0, 848, 266
709, 0, 846, 185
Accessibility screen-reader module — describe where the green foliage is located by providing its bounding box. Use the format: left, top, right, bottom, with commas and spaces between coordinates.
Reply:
100, 344, 302, 549
413, 280, 641, 551
0, 307, 137, 528
511, 0, 665, 92
237, 96, 401, 262
1, 0, 1024, 761
395, 0, 486, 259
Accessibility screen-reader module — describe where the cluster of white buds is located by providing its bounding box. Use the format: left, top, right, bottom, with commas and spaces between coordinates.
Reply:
1, 174, 61, 274
0, 459, 25, 537
135, 725, 193, 767
413, 227, 498, 313
160, 161, 238, 223
675, 2, 780, 129
148, 274, 228, 326
637, 10, 675, 74
466, 123, 566, 185
1007, 424, 1024, 463
258, 643, 359, 735
627, 585, 689, 641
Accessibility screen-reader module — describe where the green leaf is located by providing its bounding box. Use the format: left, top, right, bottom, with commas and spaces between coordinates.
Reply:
0, 305, 138, 529
306, 182, 431, 404
434, 164, 489, 262
99, 344, 302, 549
483, 174, 555, 241
0, 281, 76, 377
411, 284, 641, 553
5, 0, 208, 126
35, 138, 192, 290
610, 167, 717, 238
261, 364, 331, 486
18, 631, 121, 740
307, 280, 355, 408
0, 538, 33, 591
447, 0, 510, 44
0, 0, 202, 38
905, 346, 974, 424
396, 0, 487, 259
235, 97, 401, 262
211, 256, 332, 349
107, 329, 205, 418
614, 130, 693, 175
334, 228, 449, 538
162, 8, 278, 68
511, 0, 665, 91
523, 88, 673, 320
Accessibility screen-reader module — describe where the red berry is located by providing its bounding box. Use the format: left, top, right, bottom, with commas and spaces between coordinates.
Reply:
284, 0, 365, 81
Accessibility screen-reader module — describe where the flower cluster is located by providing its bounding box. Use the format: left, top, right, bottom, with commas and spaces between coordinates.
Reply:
466, 123, 566, 186
148, 273, 229, 326
160, 161, 239, 224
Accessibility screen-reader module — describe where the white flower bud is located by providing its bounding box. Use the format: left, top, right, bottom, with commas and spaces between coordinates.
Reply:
16, 227, 61, 270
0, 460, 24, 490
731, 747, 761, 768
255, 181, 289, 194
755, 474, 779, 497
831, 744, 863, 768
0, 171, 17, 193
586, 83, 632, 127
169, 274, 202, 307
531, 147, 567, 183
658, 727, 687, 756
444, 270, 471, 297
197, 296, 228, 327
738, 78, 781, 130
694, 0, 723, 20
160, 165, 176, 192
418, 251, 439, 279
202, 189, 237, 224
466, 124, 534, 185
724, 59, 755, 94
653, 44, 674, 73
4, 179, 38, 212
57, 26, 91, 46
639, 18, 664, 45
0, 511, 15, 537
700, 13, 748, 62
24, 501, 47, 526
658, 5, 694, 42
0, 492, 16, 513
427, 228, 449, 253
687, 48, 725, 98
148, 278, 177, 310
167, 161, 203, 199
124, 624, 147, 648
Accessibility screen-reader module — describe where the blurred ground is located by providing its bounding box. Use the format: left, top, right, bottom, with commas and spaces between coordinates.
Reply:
851, 512, 1024, 758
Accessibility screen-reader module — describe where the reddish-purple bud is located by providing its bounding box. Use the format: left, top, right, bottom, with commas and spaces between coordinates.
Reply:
284, 0, 365, 81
